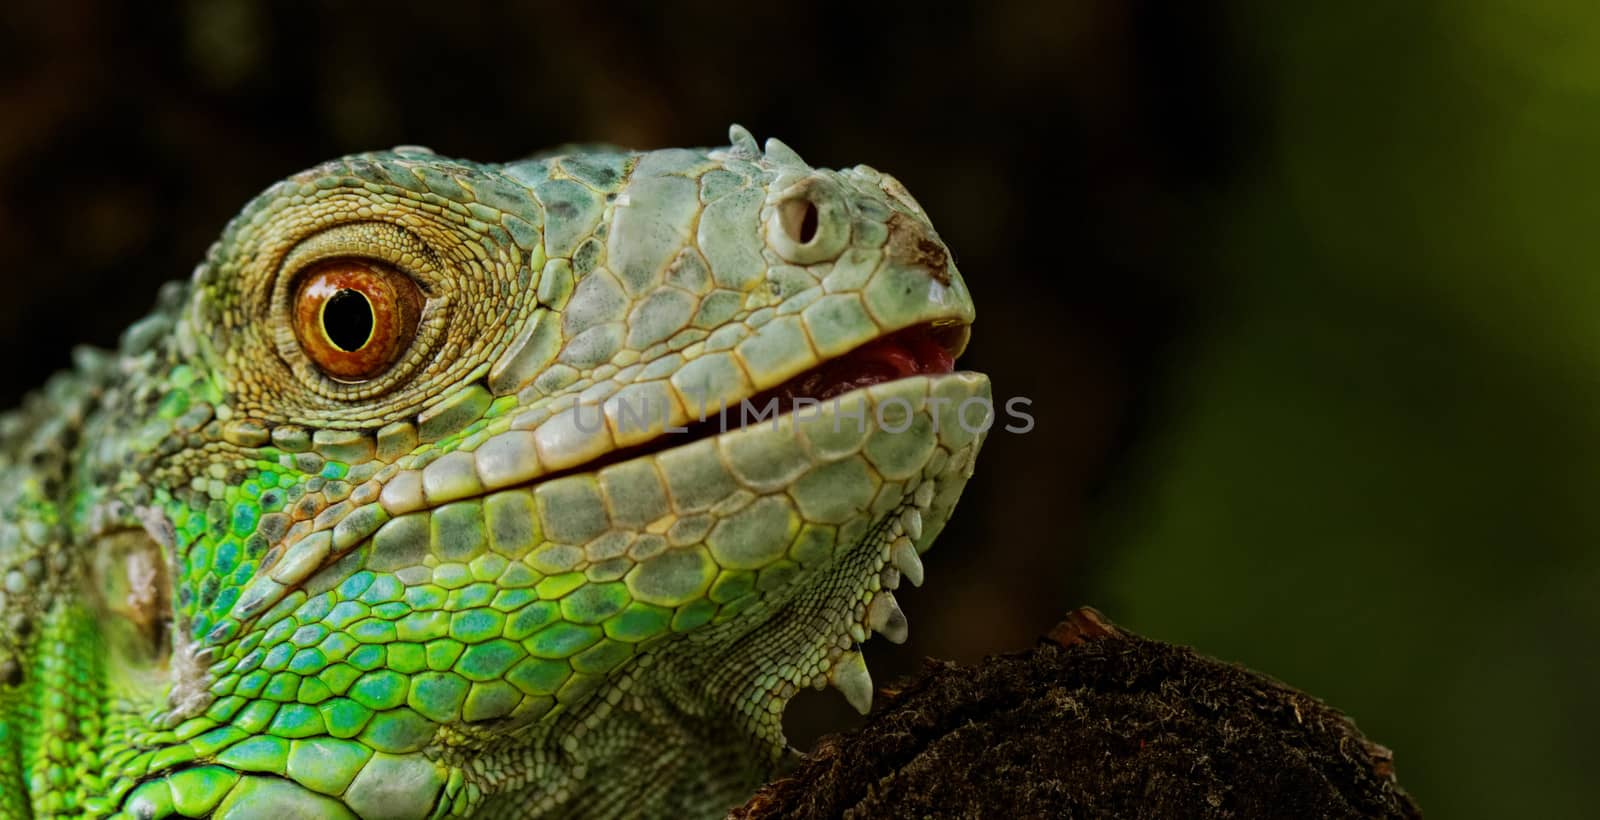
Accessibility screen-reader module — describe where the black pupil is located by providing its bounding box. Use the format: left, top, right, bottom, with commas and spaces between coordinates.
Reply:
323, 289, 374, 352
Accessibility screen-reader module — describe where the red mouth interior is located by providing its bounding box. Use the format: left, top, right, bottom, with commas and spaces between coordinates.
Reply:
762, 323, 960, 405
684, 321, 966, 440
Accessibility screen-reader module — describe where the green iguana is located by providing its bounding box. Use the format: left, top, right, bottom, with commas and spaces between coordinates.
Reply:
0, 125, 988, 818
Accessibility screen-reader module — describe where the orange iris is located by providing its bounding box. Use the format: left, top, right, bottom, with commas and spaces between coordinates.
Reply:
292, 260, 422, 382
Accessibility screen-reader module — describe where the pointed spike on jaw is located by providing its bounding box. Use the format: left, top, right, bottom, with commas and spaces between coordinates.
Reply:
867, 593, 908, 644
828, 651, 874, 715
891, 537, 924, 587
899, 508, 923, 541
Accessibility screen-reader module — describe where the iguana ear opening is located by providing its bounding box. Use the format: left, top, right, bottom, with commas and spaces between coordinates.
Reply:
89, 528, 173, 680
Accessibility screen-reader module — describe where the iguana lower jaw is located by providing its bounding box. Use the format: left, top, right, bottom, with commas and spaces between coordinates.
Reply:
474, 367, 993, 817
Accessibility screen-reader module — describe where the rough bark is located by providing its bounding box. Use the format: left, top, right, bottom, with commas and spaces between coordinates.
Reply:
734, 609, 1420, 819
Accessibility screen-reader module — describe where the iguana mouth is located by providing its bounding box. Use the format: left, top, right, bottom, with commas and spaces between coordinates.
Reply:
756, 321, 968, 406
564, 321, 972, 476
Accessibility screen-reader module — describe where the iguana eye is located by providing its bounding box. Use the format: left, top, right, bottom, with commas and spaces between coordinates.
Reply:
292, 259, 423, 382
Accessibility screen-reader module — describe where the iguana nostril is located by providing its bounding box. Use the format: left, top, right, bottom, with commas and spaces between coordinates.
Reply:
780, 198, 820, 245
767, 179, 850, 263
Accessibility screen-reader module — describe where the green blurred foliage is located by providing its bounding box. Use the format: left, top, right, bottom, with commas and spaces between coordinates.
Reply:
1099, 2, 1600, 816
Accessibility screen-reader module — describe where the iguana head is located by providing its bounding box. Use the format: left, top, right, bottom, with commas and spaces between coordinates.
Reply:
60, 126, 987, 816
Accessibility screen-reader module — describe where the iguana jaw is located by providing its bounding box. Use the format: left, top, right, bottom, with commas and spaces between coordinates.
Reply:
431, 316, 985, 743
424, 314, 987, 799
604, 366, 993, 770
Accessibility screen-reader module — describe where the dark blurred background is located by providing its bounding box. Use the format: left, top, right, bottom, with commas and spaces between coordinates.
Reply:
4, 1, 1595, 815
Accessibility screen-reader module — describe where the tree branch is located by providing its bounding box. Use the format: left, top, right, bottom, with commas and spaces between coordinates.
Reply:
734, 609, 1420, 818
